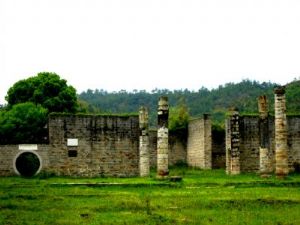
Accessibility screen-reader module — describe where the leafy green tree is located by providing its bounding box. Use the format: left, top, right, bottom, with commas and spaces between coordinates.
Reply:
0, 102, 48, 144
79, 80, 278, 127
6, 72, 77, 113
1, 72, 78, 144
77, 99, 101, 114
286, 80, 300, 113
169, 98, 189, 134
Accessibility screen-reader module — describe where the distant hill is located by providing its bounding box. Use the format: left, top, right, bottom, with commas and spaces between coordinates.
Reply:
78, 79, 300, 127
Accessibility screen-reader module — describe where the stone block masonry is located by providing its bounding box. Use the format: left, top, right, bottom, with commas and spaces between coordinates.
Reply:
0, 145, 49, 176
139, 107, 150, 177
149, 130, 187, 167
226, 113, 300, 174
0, 114, 140, 177
274, 87, 289, 178
258, 95, 272, 177
225, 109, 240, 175
157, 97, 169, 178
2, 93, 300, 178
48, 114, 140, 177
187, 114, 212, 169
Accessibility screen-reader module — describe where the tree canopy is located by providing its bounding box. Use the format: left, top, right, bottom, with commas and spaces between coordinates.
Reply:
0, 102, 48, 144
0, 72, 78, 144
78, 79, 300, 128
79, 79, 281, 127
6, 72, 77, 113
169, 98, 189, 133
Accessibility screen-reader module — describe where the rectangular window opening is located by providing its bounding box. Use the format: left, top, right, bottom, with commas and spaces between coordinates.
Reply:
68, 150, 78, 157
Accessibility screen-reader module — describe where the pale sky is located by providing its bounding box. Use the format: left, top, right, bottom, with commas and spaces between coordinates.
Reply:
1, 0, 300, 104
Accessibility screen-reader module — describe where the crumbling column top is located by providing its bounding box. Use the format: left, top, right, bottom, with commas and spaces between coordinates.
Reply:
274, 86, 286, 95
228, 107, 239, 116
158, 96, 169, 108
258, 95, 268, 118
139, 106, 147, 112
139, 106, 148, 130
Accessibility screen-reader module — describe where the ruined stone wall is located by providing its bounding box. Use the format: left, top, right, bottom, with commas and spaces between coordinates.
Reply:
0, 145, 49, 176
287, 116, 300, 170
169, 135, 187, 166
239, 116, 260, 172
212, 131, 225, 169
0, 115, 139, 177
48, 114, 139, 177
226, 115, 300, 173
149, 130, 187, 167
187, 116, 212, 169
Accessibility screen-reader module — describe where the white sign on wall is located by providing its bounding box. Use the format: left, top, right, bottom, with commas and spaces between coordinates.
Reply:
67, 139, 78, 146
18, 144, 38, 151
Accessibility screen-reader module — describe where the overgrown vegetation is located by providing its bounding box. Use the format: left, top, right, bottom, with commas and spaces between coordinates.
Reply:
0, 72, 78, 144
78, 79, 300, 129
78, 80, 280, 127
168, 98, 189, 138
1, 168, 300, 224
2, 75, 300, 144
0, 102, 48, 143
6, 72, 78, 113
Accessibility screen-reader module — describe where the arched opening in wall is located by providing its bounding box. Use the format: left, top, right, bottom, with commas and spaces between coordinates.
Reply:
14, 152, 41, 177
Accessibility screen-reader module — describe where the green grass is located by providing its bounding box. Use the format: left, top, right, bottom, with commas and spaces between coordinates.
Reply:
1, 168, 300, 225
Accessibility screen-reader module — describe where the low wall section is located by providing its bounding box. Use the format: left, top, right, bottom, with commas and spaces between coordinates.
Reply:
226, 115, 300, 173
187, 115, 212, 169
0, 114, 139, 177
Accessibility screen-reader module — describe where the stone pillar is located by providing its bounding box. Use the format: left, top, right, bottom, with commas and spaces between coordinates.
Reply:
139, 106, 150, 177
157, 96, 169, 178
203, 114, 212, 169
258, 96, 272, 177
225, 119, 231, 174
227, 108, 240, 175
274, 86, 289, 178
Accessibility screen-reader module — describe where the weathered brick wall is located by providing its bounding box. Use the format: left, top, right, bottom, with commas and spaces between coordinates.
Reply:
149, 130, 187, 167
226, 115, 300, 173
48, 114, 139, 177
204, 117, 212, 168
0, 145, 49, 176
287, 116, 300, 170
169, 135, 187, 166
0, 115, 139, 177
239, 116, 260, 172
149, 130, 157, 167
187, 116, 212, 169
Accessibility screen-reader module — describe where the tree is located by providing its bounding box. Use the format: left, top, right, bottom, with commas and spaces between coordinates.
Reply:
0, 72, 78, 144
168, 98, 189, 133
286, 80, 300, 113
0, 102, 48, 144
6, 72, 77, 113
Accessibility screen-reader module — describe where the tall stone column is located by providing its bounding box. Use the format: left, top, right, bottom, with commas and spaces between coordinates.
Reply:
203, 114, 212, 169
274, 86, 289, 178
157, 96, 169, 178
228, 108, 240, 175
258, 96, 272, 177
139, 106, 150, 177
225, 118, 231, 174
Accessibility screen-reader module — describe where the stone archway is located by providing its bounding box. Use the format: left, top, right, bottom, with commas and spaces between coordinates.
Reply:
13, 151, 42, 177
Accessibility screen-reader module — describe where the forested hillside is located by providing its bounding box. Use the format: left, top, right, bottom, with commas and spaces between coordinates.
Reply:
79, 79, 300, 127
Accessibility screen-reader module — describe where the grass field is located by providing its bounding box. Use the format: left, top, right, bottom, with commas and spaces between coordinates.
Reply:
1, 168, 300, 225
